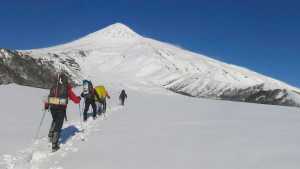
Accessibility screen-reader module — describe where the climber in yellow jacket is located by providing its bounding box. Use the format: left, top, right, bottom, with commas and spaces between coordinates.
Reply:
94, 85, 110, 115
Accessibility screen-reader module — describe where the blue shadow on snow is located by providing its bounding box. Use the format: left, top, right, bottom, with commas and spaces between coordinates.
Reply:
60, 125, 80, 144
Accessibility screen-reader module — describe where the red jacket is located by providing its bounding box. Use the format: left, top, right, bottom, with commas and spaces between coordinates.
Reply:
45, 83, 80, 109
67, 84, 80, 104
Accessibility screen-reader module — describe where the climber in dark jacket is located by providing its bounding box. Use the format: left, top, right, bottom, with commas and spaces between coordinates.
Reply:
81, 80, 101, 121
119, 89, 128, 106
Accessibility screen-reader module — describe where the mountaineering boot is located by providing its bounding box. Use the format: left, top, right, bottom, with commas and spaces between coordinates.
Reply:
52, 132, 60, 152
52, 144, 60, 152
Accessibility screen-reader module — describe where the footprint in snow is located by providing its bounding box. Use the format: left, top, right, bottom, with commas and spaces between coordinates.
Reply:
1, 106, 118, 169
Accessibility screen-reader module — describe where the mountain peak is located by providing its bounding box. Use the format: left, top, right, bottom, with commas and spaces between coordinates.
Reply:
87, 22, 141, 39
106, 22, 134, 31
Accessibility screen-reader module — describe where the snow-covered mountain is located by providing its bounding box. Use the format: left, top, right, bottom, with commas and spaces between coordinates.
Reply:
0, 23, 299, 106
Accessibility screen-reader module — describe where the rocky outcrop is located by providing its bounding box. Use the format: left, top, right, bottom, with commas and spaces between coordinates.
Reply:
0, 49, 80, 89
167, 83, 299, 107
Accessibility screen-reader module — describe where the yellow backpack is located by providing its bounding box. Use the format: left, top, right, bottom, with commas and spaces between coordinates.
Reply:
95, 85, 107, 101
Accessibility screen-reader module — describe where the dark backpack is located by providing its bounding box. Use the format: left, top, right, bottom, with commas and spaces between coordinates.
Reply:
82, 80, 94, 100
48, 73, 69, 106
119, 90, 127, 99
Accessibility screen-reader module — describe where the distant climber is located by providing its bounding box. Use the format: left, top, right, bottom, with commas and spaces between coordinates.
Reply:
94, 85, 111, 115
119, 89, 127, 106
45, 73, 81, 152
81, 80, 100, 121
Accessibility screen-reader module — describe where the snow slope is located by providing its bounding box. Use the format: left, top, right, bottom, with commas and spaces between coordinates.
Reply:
1, 84, 300, 169
14, 22, 299, 106
23, 23, 296, 91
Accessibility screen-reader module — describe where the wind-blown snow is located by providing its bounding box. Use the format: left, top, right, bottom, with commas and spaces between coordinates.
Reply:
1, 84, 300, 169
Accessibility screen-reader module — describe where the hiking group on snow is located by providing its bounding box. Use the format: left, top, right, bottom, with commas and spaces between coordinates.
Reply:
44, 72, 127, 152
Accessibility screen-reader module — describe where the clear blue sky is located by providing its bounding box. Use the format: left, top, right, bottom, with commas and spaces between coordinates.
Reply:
0, 0, 299, 87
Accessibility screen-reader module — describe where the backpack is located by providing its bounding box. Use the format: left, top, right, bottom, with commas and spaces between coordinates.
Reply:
119, 90, 127, 99
48, 73, 69, 106
82, 80, 94, 99
95, 85, 106, 101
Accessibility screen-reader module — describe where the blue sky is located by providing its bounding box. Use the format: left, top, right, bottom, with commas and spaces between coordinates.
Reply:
0, 0, 299, 87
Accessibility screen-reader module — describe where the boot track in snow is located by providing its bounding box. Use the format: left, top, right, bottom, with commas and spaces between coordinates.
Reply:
0, 105, 122, 169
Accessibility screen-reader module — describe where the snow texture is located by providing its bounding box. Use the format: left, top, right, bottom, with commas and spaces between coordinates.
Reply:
1, 84, 300, 169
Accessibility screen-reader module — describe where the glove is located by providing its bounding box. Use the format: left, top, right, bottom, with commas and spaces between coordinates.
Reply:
78, 96, 81, 100
44, 103, 49, 110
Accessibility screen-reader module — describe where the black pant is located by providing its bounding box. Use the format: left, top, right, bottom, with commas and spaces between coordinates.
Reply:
120, 97, 125, 105
98, 99, 107, 114
48, 107, 66, 147
103, 99, 107, 113
83, 99, 97, 121
96, 102, 102, 115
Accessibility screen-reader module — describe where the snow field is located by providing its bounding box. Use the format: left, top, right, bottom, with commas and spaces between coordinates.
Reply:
1, 84, 300, 169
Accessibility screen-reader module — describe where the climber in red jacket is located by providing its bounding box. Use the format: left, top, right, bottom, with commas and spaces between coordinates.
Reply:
44, 73, 80, 152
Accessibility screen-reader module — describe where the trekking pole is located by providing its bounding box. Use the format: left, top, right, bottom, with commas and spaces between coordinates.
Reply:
107, 102, 112, 112
78, 102, 86, 141
78, 102, 84, 132
34, 109, 47, 141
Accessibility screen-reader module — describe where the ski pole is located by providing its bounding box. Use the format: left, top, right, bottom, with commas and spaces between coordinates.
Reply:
107, 102, 112, 112
78, 101, 86, 141
78, 102, 84, 132
34, 109, 47, 141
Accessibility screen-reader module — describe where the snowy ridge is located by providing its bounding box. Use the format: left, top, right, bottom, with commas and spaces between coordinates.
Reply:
23, 23, 141, 53
1, 23, 300, 106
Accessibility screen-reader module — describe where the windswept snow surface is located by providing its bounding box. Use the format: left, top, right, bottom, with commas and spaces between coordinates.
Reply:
1, 84, 300, 169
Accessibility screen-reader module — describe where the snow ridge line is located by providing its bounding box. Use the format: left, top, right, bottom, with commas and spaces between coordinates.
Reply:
0, 105, 123, 169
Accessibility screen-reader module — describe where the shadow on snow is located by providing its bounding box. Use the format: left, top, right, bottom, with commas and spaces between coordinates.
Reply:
60, 125, 80, 144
